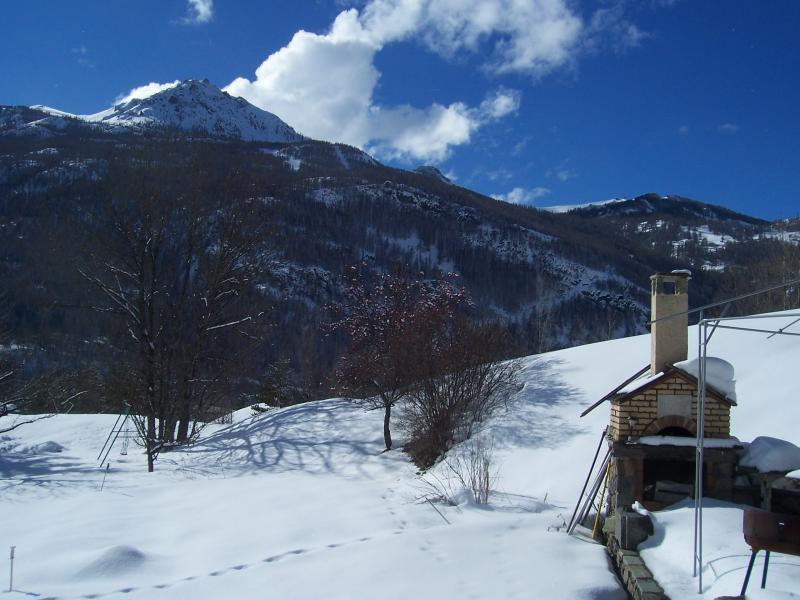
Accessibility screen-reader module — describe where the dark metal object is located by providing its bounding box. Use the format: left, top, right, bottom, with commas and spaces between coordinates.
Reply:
649, 277, 800, 325
568, 427, 608, 531
580, 366, 649, 417
740, 509, 800, 595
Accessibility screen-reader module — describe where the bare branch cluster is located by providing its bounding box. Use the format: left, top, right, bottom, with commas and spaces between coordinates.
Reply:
418, 438, 496, 505
81, 151, 269, 471
401, 319, 519, 468
330, 267, 470, 451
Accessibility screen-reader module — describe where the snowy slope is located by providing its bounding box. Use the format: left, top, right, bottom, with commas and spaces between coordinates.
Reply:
1, 311, 798, 598
32, 80, 305, 143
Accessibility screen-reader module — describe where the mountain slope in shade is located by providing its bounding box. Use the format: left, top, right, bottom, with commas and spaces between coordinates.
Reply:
542, 193, 767, 226
29, 79, 305, 143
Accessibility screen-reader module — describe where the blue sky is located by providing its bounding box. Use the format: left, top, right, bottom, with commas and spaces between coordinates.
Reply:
2, 1, 798, 220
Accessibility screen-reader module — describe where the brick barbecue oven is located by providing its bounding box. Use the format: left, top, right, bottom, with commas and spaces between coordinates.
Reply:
583, 271, 741, 514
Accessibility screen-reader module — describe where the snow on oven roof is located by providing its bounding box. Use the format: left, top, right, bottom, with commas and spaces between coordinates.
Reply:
580, 355, 737, 418
673, 356, 737, 403
638, 435, 742, 448
614, 357, 735, 403
617, 369, 663, 395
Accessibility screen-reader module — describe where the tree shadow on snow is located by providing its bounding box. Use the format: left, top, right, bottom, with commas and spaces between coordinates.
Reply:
167, 401, 399, 478
0, 441, 98, 480
0, 456, 103, 499
487, 357, 588, 450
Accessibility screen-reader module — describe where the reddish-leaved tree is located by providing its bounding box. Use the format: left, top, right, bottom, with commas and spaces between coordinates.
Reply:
332, 267, 469, 451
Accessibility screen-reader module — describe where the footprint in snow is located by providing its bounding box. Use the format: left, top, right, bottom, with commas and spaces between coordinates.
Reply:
263, 555, 282, 563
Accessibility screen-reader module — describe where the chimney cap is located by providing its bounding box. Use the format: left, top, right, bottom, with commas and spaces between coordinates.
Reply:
650, 270, 692, 280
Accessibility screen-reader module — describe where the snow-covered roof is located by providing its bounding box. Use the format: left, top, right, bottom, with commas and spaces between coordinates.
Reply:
638, 435, 742, 448
616, 360, 734, 405
674, 356, 736, 403
617, 370, 663, 395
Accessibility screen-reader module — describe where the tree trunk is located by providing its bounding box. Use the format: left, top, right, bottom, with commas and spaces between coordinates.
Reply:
175, 378, 193, 442
383, 402, 392, 450
146, 414, 156, 472
176, 401, 191, 442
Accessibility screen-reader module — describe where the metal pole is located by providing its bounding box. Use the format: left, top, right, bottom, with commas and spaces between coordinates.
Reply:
697, 319, 709, 594
568, 427, 608, 532
96, 411, 125, 461
8, 546, 15, 592
693, 311, 702, 579
99, 411, 129, 466
99, 462, 110, 492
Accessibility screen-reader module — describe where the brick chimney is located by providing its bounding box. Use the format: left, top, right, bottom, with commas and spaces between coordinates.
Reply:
650, 271, 691, 374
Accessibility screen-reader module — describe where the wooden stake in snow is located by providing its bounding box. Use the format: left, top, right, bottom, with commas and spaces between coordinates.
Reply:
8, 546, 15, 592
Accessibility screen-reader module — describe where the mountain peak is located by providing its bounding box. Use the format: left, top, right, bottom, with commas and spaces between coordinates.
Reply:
79, 79, 305, 143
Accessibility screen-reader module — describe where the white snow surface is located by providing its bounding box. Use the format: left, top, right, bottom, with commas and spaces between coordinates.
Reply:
640, 499, 800, 599
674, 356, 737, 402
637, 435, 742, 448
540, 197, 627, 213
2, 311, 799, 598
740, 436, 800, 473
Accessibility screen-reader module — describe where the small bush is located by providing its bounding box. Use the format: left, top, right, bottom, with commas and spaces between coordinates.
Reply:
419, 438, 497, 505
402, 319, 518, 468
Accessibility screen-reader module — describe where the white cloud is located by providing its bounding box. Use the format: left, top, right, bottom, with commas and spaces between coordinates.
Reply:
546, 166, 578, 182
224, 7, 528, 162
492, 186, 550, 205
486, 168, 514, 182
718, 122, 740, 134
584, 4, 648, 54
182, 0, 213, 25
220, 0, 646, 161
116, 81, 181, 105
678, 125, 690, 136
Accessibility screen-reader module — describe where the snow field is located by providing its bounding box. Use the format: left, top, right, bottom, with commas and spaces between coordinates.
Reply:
1, 311, 798, 598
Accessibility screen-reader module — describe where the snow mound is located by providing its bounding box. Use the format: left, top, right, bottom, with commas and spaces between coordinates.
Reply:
31, 440, 64, 453
674, 356, 736, 402
740, 436, 800, 473
75, 545, 148, 579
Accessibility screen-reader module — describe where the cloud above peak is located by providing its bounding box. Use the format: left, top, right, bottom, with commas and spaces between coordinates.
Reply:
492, 186, 551, 205
222, 0, 647, 161
115, 81, 180, 105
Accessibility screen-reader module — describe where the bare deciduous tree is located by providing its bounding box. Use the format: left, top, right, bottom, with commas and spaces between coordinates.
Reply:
332, 268, 469, 451
80, 150, 267, 471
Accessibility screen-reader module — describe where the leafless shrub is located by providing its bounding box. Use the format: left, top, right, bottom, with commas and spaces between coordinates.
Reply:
418, 438, 497, 505
401, 319, 519, 468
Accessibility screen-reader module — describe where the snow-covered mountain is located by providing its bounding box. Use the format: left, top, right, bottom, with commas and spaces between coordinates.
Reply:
23, 79, 305, 142
542, 193, 766, 226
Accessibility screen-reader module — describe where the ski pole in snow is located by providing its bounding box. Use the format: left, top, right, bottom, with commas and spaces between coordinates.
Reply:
8, 546, 15, 592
